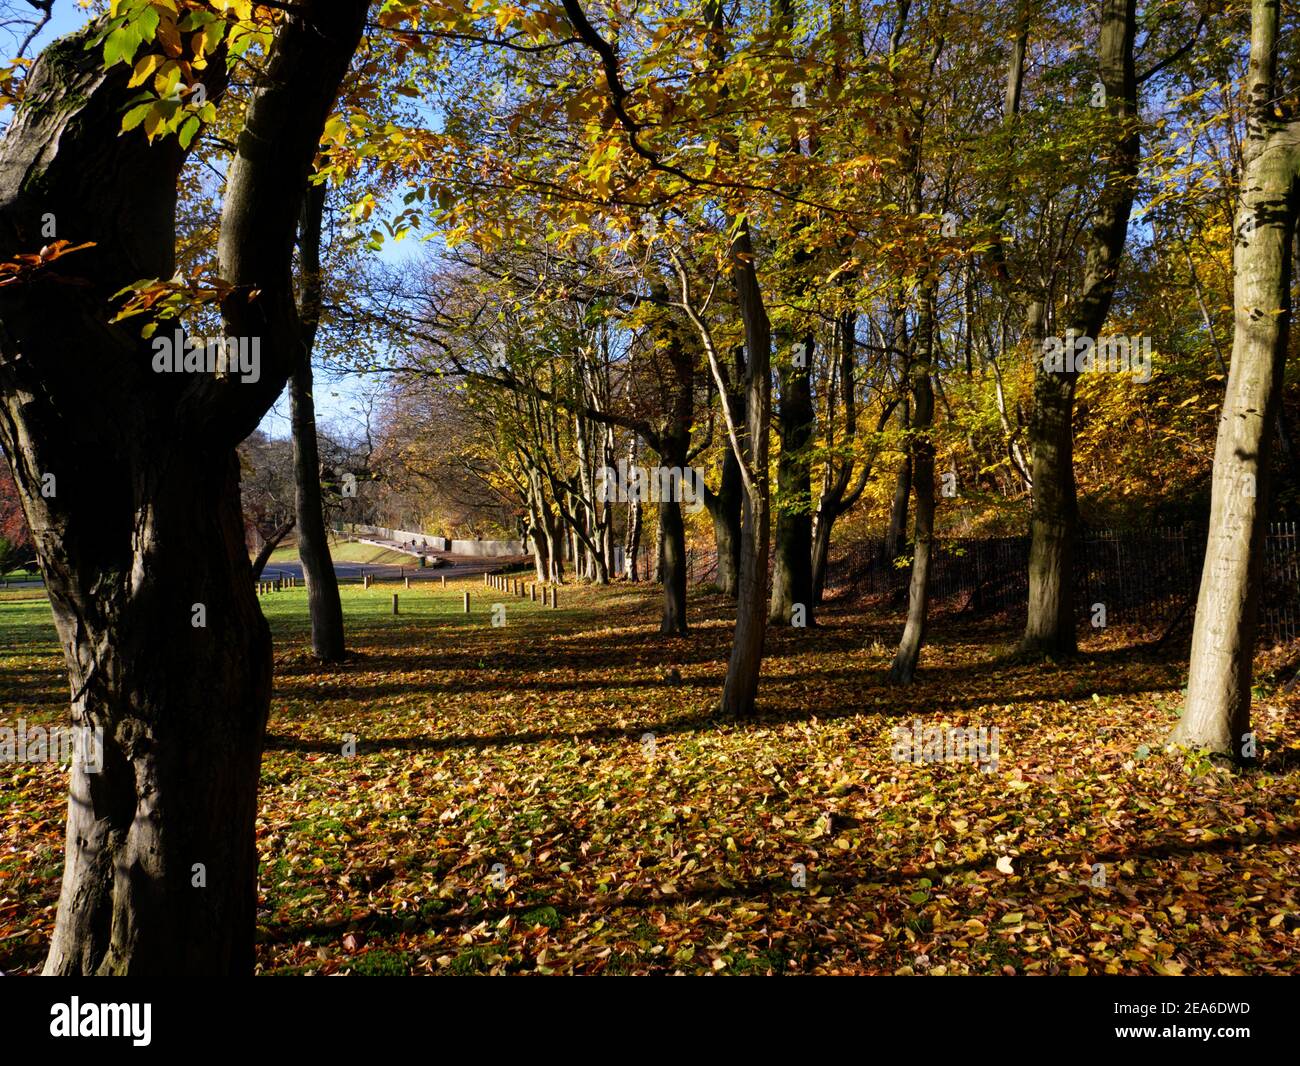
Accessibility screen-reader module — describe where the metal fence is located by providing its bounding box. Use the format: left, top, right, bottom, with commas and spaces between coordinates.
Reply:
824, 523, 1299, 644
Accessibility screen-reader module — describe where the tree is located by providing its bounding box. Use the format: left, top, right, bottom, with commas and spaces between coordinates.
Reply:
1020, 0, 1139, 657
292, 178, 345, 660
1173, 0, 1299, 758
239, 430, 296, 578
0, 1, 368, 974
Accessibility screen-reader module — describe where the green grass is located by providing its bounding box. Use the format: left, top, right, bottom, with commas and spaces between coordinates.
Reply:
262, 537, 419, 568
0, 578, 598, 701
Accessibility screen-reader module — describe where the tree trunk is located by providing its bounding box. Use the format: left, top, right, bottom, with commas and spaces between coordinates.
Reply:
656, 429, 690, 633
658, 494, 688, 634
719, 227, 772, 716
39, 458, 272, 975
810, 311, 887, 606
624, 435, 642, 580
625, 492, 642, 580
0, 3, 367, 974
885, 449, 911, 562
292, 180, 344, 660
703, 439, 743, 598
707, 475, 742, 597
889, 302, 936, 684
703, 365, 744, 598
768, 0, 816, 627
1020, 0, 1138, 656
1021, 368, 1079, 656
1174, 0, 1299, 756
810, 509, 834, 605
650, 506, 662, 583
769, 330, 816, 625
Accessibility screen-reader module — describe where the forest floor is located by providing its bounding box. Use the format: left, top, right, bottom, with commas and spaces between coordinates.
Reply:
2, 578, 1298, 975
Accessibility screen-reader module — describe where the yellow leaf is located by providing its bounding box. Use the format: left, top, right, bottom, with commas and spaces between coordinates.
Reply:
128, 53, 162, 88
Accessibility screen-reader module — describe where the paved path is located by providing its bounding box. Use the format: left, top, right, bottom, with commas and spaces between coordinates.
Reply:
6, 553, 533, 591
261, 557, 512, 584
5, 527, 534, 590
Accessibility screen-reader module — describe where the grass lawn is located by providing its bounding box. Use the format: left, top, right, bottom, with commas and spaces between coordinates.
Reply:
2, 579, 1299, 975
263, 537, 418, 568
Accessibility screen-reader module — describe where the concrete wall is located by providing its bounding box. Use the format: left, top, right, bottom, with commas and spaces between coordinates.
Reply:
449, 538, 526, 557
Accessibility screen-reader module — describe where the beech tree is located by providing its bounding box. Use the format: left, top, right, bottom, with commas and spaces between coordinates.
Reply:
1020, 0, 1139, 657
1173, 0, 1298, 757
0, 1, 368, 974
292, 179, 345, 661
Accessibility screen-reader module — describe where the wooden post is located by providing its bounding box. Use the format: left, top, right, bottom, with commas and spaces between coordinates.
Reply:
405, 577, 411, 589
441, 574, 446, 587
551, 587, 558, 609
393, 594, 399, 614
463, 591, 471, 614
483, 572, 489, 587
529, 583, 536, 602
